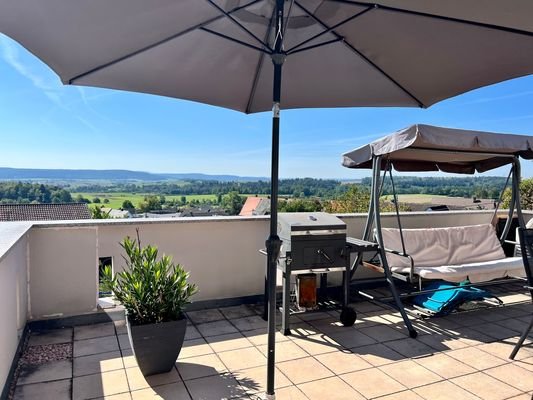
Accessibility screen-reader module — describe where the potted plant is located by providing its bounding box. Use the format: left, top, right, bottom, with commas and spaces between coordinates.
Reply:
101, 233, 198, 376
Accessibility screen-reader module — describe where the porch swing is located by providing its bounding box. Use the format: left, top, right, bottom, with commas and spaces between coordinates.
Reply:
342, 124, 533, 337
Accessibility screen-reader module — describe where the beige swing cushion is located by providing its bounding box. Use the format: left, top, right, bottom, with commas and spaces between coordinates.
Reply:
381, 224, 524, 283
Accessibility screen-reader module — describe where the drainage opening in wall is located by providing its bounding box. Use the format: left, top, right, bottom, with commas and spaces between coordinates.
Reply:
97, 256, 115, 309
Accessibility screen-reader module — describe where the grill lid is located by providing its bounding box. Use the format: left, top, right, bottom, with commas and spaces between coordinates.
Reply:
278, 212, 346, 235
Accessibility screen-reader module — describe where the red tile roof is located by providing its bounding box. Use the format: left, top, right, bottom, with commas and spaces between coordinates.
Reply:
239, 197, 270, 216
0, 203, 91, 221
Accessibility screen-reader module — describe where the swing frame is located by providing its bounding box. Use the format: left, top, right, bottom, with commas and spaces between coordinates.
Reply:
343, 125, 533, 337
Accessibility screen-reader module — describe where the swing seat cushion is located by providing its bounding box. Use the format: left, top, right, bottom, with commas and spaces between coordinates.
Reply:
381, 224, 525, 282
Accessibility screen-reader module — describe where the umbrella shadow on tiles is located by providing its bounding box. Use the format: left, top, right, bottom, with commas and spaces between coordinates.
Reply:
176, 362, 260, 399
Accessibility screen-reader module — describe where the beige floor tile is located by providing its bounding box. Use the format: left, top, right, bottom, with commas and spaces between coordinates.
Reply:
296, 311, 333, 322
414, 353, 475, 379
413, 381, 481, 400
309, 318, 351, 334
242, 328, 290, 346
327, 329, 377, 349
74, 323, 116, 341
258, 340, 308, 362
355, 343, 405, 366
277, 356, 334, 385
74, 335, 119, 357
376, 390, 425, 400
187, 309, 225, 324
383, 338, 434, 359
217, 346, 266, 371
359, 325, 408, 342
121, 349, 137, 369
268, 385, 309, 400
447, 347, 507, 370
196, 320, 239, 337
176, 353, 227, 380
232, 316, 267, 331
514, 356, 533, 372
298, 376, 365, 400
185, 373, 248, 400
219, 305, 257, 320
114, 320, 128, 335
205, 332, 253, 353
74, 351, 124, 377
505, 394, 533, 400
94, 393, 132, 400
484, 363, 533, 392
451, 371, 522, 400
125, 366, 181, 391
233, 365, 291, 393
290, 334, 342, 355
416, 333, 469, 352
178, 338, 213, 359
478, 341, 532, 361
130, 382, 190, 399
469, 323, 519, 341
73, 369, 129, 400
314, 349, 372, 375
340, 368, 406, 398
451, 327, 496, 346
380, 359, 442, 388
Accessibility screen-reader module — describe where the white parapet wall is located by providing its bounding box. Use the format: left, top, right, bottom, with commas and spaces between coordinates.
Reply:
0, 226, 29, 393
25, 210, 532, 320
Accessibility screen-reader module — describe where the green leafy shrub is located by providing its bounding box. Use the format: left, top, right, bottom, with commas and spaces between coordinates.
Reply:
101, 235, 198, 325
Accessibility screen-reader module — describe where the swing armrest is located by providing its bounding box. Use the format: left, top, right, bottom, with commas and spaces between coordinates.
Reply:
383, 248, 416, 282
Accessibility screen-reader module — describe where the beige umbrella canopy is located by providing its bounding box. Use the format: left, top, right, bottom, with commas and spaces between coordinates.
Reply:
3, 1, 533, 398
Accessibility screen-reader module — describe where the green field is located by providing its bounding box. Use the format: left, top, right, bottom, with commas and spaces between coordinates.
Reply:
73, 192, 217, 209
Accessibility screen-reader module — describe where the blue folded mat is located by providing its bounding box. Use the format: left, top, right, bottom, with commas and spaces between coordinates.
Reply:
412, 280, 496, 316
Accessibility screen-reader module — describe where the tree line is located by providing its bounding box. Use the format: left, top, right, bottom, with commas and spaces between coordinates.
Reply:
0, 182, 72, 204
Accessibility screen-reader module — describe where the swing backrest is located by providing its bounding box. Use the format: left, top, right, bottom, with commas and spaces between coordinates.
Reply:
381, 224, 506, 269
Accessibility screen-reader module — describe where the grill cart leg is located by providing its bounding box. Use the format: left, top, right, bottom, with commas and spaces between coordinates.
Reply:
282, 269, 291, 335
340, 249, 357, 326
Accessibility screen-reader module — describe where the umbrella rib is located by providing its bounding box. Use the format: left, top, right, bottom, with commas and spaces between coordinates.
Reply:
245, 7, 276, 114
67, 0, 263, 84
200, 27, 271, 54
286, 6, 373, 54
288, 37, 344, 55
294, 1, 424, 107
331, 0, 533, 39
204, 0, 273, 52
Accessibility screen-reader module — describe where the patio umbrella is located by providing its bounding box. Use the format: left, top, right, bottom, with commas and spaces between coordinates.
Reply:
3, 1, 533, 397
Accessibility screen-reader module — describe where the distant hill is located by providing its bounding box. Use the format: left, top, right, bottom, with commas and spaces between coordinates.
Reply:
0, 168, 267, 182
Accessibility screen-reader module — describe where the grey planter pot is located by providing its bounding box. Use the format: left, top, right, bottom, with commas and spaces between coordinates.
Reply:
126, 315, 187, 376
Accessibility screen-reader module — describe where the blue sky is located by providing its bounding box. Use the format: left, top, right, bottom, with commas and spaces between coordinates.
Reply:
1, 33, 532, 180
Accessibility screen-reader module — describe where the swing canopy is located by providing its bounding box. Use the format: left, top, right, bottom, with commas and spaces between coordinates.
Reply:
342, 124, 533, 173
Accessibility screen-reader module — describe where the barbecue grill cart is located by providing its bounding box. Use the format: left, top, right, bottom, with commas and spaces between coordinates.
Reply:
268, 212, 376, 334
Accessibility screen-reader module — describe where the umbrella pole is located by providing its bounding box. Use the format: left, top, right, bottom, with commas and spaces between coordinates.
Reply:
265, 2, 285, 398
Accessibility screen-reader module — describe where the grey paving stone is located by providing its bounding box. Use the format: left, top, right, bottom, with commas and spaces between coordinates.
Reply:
13, 379, 71, 400
219, 305, 256, 320
74, 335, 119, 358
187, 309, 225, 324
74, 323, 116, 341
73, 351, 124, 377
17, 360, 72, 385
28, 328, 72, 346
